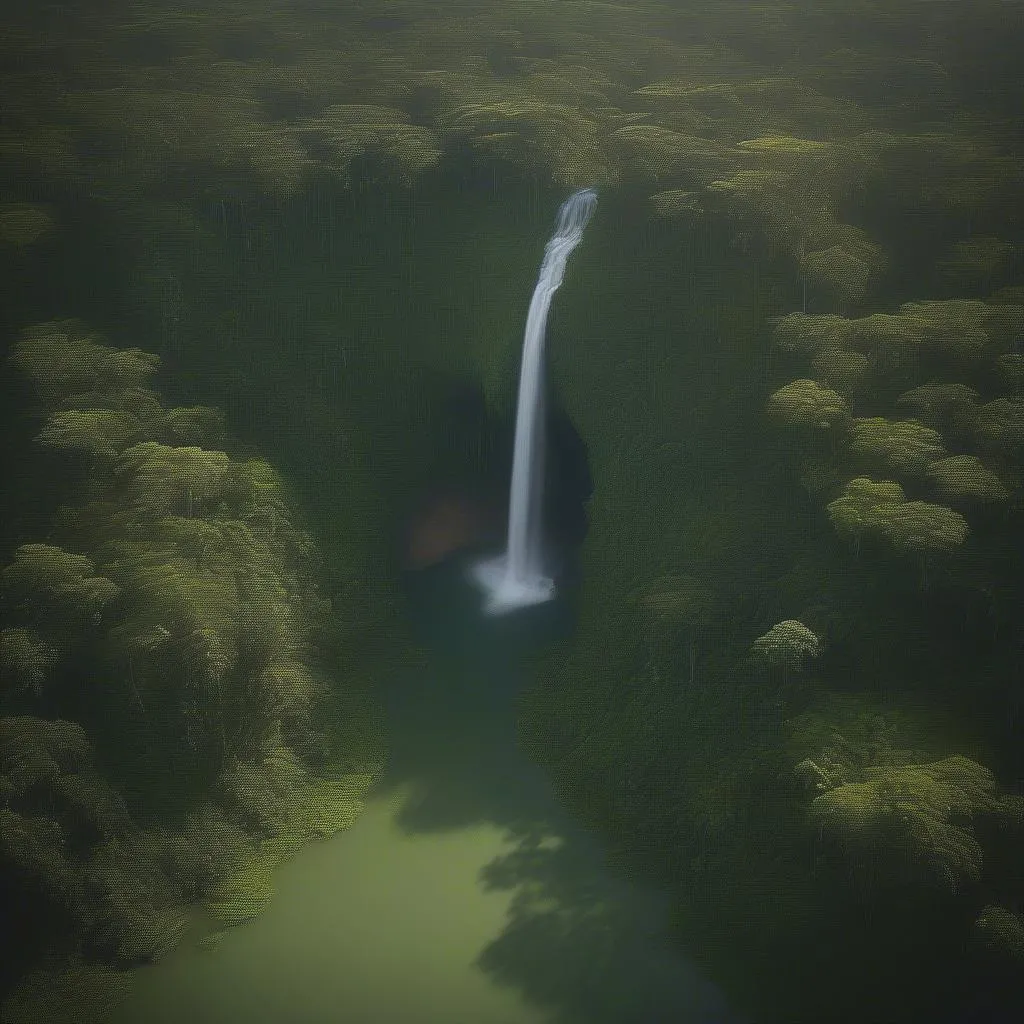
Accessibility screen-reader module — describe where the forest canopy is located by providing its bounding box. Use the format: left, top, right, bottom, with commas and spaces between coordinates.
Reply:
1, 1, 1023, 1022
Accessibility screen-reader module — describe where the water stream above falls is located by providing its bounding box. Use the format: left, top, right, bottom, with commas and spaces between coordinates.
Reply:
111, 551, 740, 1024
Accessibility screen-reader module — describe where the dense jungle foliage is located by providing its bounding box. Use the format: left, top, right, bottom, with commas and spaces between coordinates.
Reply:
1, 1, 1023, 1022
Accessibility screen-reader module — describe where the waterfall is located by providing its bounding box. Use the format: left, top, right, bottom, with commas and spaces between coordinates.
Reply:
473, 187, 598, 615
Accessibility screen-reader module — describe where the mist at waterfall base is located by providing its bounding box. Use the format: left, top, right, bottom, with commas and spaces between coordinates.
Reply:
400, 390, 592, 666
472, 187, 598, 616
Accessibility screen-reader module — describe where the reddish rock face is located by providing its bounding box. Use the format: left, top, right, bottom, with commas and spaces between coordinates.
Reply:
403, 490, 502, 570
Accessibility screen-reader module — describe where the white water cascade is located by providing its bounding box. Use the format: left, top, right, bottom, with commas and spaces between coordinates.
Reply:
473, 187, 598, 615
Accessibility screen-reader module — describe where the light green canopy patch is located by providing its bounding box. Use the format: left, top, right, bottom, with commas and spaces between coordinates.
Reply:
927, 455, 1008, 502
750, 619, 822, 671
766, 379, 849, 430
809, 756, 1001, 892
848, 417, 945, 477
827, 477, 968, 554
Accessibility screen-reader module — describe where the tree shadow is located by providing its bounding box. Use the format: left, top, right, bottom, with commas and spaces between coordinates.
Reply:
476, 828, 741, 1024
